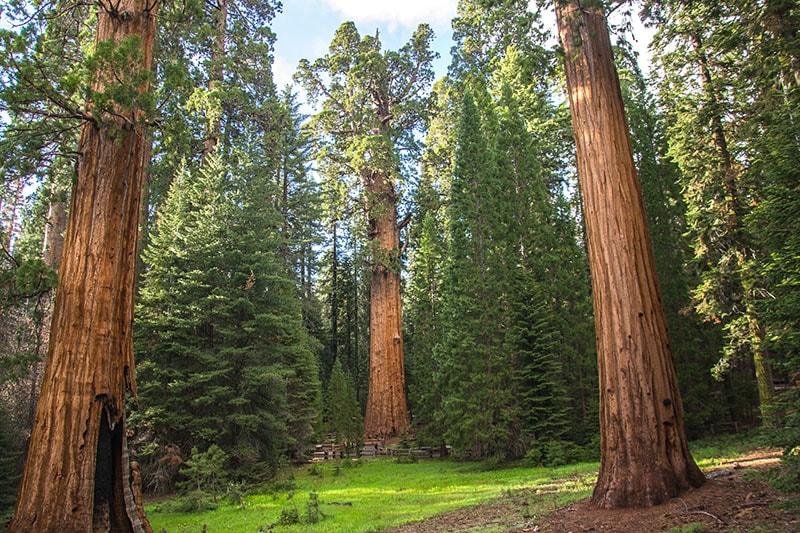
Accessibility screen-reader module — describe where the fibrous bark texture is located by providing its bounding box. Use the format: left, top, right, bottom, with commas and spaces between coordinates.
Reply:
9, 0, 158, 530
363, 169, 411, 440
555, 0, 705, 509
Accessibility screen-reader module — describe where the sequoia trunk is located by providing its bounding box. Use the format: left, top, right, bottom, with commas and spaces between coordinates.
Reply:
363, 169, 411, 440
9, 0, 158, 530
555, 0, 705, 508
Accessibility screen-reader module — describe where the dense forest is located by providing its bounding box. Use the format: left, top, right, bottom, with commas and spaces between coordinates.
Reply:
1, 0, 799, 528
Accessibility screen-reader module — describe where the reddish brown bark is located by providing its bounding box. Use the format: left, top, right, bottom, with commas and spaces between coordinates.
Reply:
362, 168, 411, 441
9, 1, 158, 530
555, 0, 705, 508
42, 199, 66, 268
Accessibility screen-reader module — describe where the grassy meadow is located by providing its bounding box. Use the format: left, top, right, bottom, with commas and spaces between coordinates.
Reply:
147, 458, 597, 532
145, 433, 775, 533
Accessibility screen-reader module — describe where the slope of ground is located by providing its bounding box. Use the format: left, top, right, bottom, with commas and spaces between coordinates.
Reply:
383, 450, 799, 532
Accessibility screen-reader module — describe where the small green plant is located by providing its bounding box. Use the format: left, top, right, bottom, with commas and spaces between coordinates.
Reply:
277, 491, 300, 525
154, 491, 219, 513
340, 458, 362, 469
177, 445, 229, 502
226, 481, 246, 508
394, 452, 418, 464
305, 490, 326, 524
399, 430, 412, 449
277, 505, 300, 526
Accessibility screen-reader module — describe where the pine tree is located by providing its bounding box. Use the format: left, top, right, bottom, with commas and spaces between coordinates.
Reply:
324, 358, 363, 447
403, 79, 453, 447
647, 0, 800, 479
134, 149, 320, 478
649, 0, 775, 420
494, 82, 572, 452
444, 0, 598, 448
439, 87, 517, 460
508, 278, 570, 448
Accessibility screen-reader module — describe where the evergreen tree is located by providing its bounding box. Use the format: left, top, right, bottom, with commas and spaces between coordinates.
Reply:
447, 0, 598, 447
649, 0, 775, 420
134, 149, 320, 479
143, 0, 282, 236
9, 0, 160, 526
555, 0, 704, 507
495, 82, 571, 451
404, 79, 452, 447
296, 22, 437, 440
404, 210, 446, 445
0, 0, 88, 443
0, 400, 21, 520
508, 278, 570, 449
439, 87, 516, 460
324, 358, 363, 446
646, 0, 800, 482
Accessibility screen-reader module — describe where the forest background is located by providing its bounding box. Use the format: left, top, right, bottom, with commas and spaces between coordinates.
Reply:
1, 0, 799, 519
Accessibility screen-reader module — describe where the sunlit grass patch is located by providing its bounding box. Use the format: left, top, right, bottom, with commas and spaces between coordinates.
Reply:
146, 438, 765, 533
146, 458, 599, 532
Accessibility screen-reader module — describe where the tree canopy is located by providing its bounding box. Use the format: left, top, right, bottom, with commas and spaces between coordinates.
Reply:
1, 0, 799, 524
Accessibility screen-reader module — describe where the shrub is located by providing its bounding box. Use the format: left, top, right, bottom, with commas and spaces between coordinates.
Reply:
277, 505, 300, 525
524, 439, 583, 467
176, 445, 230, 509
305, 490, 326, 524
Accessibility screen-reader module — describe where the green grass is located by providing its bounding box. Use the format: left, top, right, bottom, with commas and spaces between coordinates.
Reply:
145, 433, 771, 533
146, 459, 597, 532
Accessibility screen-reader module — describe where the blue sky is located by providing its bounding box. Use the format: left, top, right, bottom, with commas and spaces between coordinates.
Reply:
271, 0, 459, 90
270, 1, 653, 95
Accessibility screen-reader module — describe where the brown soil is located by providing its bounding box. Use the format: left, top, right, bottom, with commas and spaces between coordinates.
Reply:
382, 450, 799, 532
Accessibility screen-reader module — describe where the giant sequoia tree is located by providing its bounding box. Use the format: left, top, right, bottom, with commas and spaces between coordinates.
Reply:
9, 0, 158, 529
554, 0, 705, 508
296, 22, 436, 440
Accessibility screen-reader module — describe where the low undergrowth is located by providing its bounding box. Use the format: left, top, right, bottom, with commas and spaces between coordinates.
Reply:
146, 458, 598, 532
145, 432, 785, 533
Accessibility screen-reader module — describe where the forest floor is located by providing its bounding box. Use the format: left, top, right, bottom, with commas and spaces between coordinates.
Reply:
382, 450, 799, 532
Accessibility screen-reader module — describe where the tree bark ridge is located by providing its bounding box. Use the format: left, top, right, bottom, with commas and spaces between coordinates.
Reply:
555, 0, 705, 508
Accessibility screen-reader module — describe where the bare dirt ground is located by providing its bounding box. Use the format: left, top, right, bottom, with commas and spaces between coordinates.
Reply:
382, 450, 799, 532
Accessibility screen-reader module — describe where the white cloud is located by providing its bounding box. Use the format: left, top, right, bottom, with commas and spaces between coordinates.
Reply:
272, 55, 296, 91
321, 0, 457, 28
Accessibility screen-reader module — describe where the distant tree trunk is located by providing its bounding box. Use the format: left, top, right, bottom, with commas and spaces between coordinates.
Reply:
690, 33, 775, 417
201, 0, 227, 160
363, 168, 411, 440
330, 220, 340, 373
9, 0, 158, 530
1, 177, 24, 250
42, 198, 66, 268
555, 0, 705, 508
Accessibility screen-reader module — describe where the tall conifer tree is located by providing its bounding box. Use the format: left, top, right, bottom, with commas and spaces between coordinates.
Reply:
296, 23, 436, 440
555, 0, 704, 507
134, 149, 320, 477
